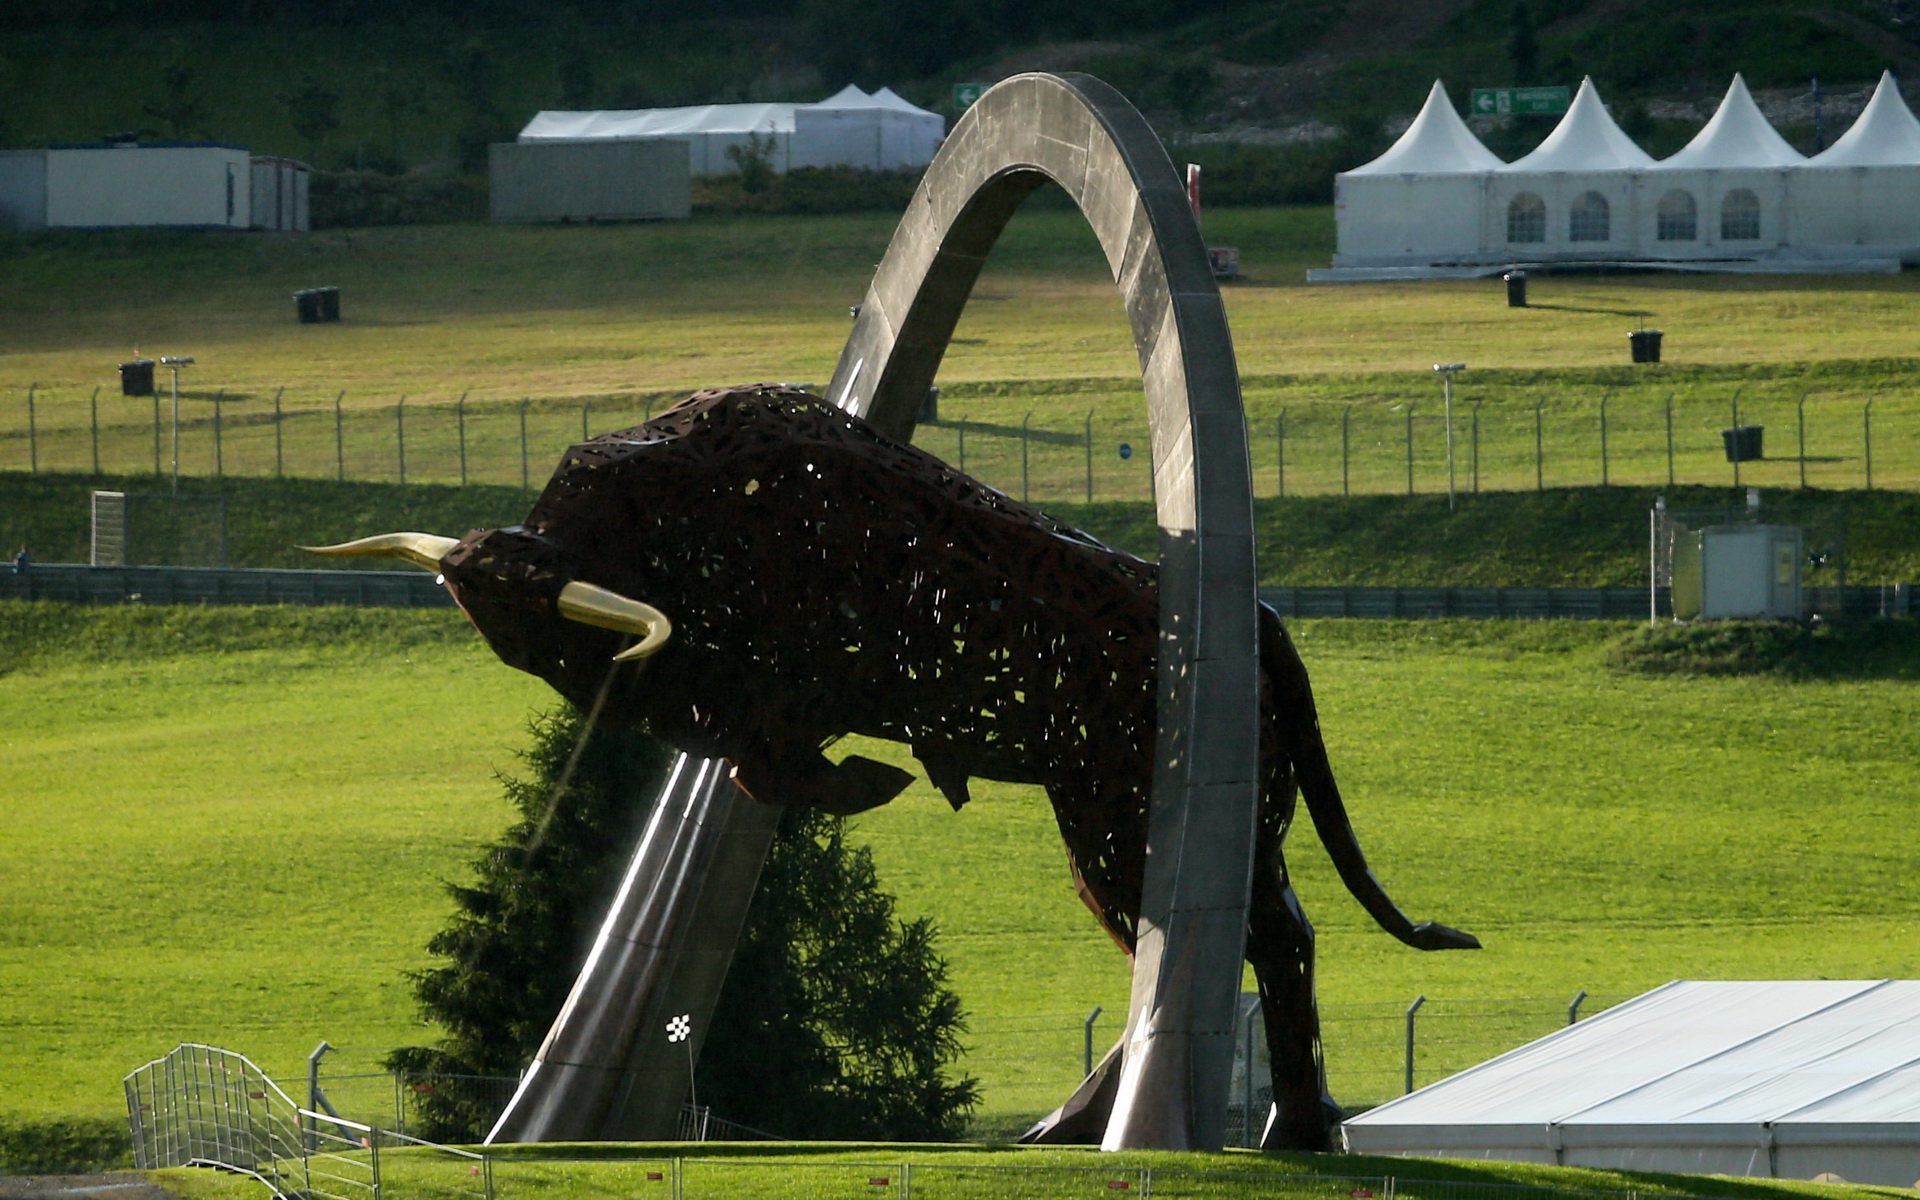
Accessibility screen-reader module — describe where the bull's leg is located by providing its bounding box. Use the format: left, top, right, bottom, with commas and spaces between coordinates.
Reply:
1247, 867, 1341, 1151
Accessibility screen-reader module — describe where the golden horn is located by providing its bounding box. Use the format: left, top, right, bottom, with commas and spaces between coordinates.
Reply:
300, 532, 460, 573
557, 581, 673, 662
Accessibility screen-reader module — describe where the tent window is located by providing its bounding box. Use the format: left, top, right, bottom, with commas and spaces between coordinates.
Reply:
1657, 190, 1697, 241
1569, 191, 1610, 242
1507, 193, 1546, 244
1721, 189, 1761, 240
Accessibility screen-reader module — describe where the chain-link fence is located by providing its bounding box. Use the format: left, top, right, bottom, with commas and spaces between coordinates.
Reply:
6, 385, 1916, 501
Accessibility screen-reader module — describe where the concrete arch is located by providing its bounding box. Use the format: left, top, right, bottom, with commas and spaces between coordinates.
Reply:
827, 72, 1261, 1152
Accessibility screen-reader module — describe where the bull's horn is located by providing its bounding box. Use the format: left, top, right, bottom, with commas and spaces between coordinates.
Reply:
300, 532, 460, 572
558, 581, 673, 662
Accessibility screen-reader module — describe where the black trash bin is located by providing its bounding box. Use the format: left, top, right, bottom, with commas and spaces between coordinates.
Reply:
295, 286, 340, 323
1504, 270, 1527, 307
119, 358, 155, 396
1722, 424, 1764, 462
1628, 328, 1663, 363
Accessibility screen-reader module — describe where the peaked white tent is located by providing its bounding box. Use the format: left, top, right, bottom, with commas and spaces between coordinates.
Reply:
517, 86, 943, 175
1645, 75, 1803, 257
1797, 70, 1920, 253
1343, 980, 1920, 1187
1334, 81, 1501, 265
1322, 71, 1920, 278
1485, 77, 1653, 261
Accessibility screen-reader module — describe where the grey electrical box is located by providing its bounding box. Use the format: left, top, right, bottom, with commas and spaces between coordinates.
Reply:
1672, 524, 1802, 619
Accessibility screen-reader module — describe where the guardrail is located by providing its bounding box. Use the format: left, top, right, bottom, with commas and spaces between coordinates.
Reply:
126, 1043, 492, 1200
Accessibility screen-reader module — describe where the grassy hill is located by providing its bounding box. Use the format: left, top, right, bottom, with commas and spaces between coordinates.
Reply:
5, 604, 1918, 1147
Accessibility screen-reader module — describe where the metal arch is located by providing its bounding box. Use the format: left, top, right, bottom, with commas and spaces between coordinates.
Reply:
827, 72, 1262, 1152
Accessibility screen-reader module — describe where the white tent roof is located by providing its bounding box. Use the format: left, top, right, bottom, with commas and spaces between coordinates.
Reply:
1662, 74, 1804, 168
1812, 71, 1920, 166
1347, 81, 1504, 175
1344, 981, 1920, 1183
1505, 77, 1655, 171
520, 102, 793, 141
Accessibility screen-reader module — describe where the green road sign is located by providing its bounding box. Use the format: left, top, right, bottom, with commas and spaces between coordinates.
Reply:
954, 82, 986, 110
1469, 85, 1571, 116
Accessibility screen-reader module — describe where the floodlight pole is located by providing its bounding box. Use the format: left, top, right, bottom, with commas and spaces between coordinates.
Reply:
1434, 364, 1465, 511
161, 356, 195, 495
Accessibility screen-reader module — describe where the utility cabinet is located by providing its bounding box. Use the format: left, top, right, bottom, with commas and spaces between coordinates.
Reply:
1672, 524, 1802, 619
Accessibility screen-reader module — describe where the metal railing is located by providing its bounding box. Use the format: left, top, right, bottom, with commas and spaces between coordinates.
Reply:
126, 1044, 492, 1200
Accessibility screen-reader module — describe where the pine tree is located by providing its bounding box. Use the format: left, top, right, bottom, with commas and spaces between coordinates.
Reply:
387, 707, 976, 1142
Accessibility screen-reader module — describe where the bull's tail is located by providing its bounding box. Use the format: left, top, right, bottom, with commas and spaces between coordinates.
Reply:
1260, 605, 1479, 952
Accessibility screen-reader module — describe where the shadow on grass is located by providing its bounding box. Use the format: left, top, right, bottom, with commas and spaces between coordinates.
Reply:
1608, 617, 1920, 679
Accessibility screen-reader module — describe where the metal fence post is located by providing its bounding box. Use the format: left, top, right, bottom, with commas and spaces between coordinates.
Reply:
1342, 405, 1351, 496
153, 390, 162, 477
273, 388, 285, 478
1864, 398, 1874, 490
1404, 404, 1415, 496
583, 398, 591, 442
1599, 390, 1610, 486
1021, 411, 1031, 501
1568, 989, 1589, 1025
214, 389, 225, 478
26, 384, 37, 474
957, 416, 967, 476
1731, 393, 1742, 489
1084, 410, 1093, 503
1665, 392, 1675, 487
1276, 410, 1287, 498
90, 386, 101, 475
457, 393, 468, 486
1797, 392, 1807, 489
335, 392, 346, 482
397, 396, 407, 486
1405, 994, 1426, 1094
520, 399, 530, 490
1405, 405, 1420, 495
1471, 399, 1481, 492
1083, 1005, 1103, 1076
1534, 399, 1544, 491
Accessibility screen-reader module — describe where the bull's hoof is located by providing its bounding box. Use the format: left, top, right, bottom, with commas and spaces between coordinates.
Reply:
816, 755, 915, 815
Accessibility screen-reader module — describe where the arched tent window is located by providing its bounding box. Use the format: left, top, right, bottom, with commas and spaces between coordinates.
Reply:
1507, 193, 1546, 243
1721, 189, 1761, 240
1569, 191, 1610, 242
1657, 190, 1698, 241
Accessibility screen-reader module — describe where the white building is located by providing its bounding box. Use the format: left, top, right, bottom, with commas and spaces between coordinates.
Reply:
517, 84, 944, 176
0, 142, 308, 232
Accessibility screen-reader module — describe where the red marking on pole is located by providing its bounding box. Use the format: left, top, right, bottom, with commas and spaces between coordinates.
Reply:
647, 1172, 664, 1182
247, 1092, 265, 1100
1108, 1182, 1132, 1190
411, 1083, 435, 1093
869, 1178, 890, 1187
1352, 1190, 1376, 1197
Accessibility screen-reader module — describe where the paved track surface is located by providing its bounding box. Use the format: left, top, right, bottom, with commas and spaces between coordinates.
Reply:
0, 1176, 178, 1200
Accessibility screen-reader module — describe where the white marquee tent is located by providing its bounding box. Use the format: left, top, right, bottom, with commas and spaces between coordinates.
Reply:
517, 85, 943, 175
1323, 71, 1920, 278
1343, 980, 1920, 1187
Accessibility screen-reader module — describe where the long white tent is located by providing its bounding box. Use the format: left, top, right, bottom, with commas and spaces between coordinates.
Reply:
1322, 71, 1920, 278
518, 84, 943, 175
1343, 980, 1920, 1187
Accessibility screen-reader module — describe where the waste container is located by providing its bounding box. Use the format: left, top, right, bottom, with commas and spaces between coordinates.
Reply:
295, 286, 340, 323
120, 358, 155, 396
1628, 328, 1663, 363
1504, 270, 1527, 307
1722, 424, 1763, 462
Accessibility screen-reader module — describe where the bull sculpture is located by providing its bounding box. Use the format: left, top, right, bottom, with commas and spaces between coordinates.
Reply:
313, 382, 1476, 1149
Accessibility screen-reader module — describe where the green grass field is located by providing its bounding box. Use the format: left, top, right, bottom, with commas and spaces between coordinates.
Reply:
5, 605, 1917, 1139
5, 211, 1920, 504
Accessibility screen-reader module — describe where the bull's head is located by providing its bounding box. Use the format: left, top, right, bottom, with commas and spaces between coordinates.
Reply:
301, 530, 673, 666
